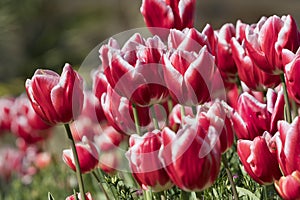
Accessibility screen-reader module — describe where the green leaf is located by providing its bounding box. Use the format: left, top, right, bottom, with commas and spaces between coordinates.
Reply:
48, 192, 55, 200
236, 187, 260, 200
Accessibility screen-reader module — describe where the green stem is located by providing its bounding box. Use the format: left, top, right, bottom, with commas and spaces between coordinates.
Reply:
91, 171, 110, 200
280, 74, 292, 123
97, 168, 118, 200
222, 154, 239, 200
145, 189, 152, 200
181, 105, 186, 125
132, 104, 141, 135
191, 106, 197, 116
150, 105, 160, 130
64, 124, 86, 200
263, 185, 268, 200
180, 190, 190, 200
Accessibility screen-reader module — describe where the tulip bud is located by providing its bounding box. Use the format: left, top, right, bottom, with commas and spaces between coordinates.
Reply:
62, 138, 99, 174
25, 63, 84, 125
275, 171, 300, 200
237, 132, 282, 185
126, 130, 173, 192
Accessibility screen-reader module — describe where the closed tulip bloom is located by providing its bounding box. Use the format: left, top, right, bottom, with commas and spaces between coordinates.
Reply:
126, 130, 173, 192
63, 138, 99, 174
162, 46, 215, 106
229, 89, 284, 140
140, 0, 195, 35
237, 132, 282, 185
159, 116, 221, 191
100, 33, 169, 106
244, 15, 300, 74
25, 63, 84, 125
273, 117, 300, 175
101, 85, 151, 135
231, 37, 281, 91
275, 171, 300, 200
284, 49, 300, 104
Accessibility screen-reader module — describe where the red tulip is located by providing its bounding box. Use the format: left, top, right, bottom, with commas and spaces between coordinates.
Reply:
229, 89, 284, 140
100, 33, 169, 106
231, 37, 281, 91
25, 63, 84, 125
168, 104, 194, 132
101, 85, 151, 135
215, 23, 237, 84
0, 97, 14, 133
283, 49, 300, 104
273, 117, 300, 175
99, 150, 120, 174
237, 132, 282, 185
275, 170, 300, 200
66, 192, 93, 200
243, 15, 300, 74
63, 138, 99, 174
126, 130, 173, 192
162, 46, 215, 106
168, 28, 213, 53
159, 115, 221, 191
140, 0, 195, 37
94, 125, 125, 151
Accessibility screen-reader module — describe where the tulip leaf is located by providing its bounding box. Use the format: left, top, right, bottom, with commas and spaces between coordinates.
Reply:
236, 187, 260, 200
48, 192, 55, 200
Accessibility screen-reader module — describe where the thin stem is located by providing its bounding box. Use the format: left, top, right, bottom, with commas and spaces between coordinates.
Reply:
64, 124, 86, 200
145, 189, 152, 200
222, 154, 239, 200
91, 171, 110, 200
191, 106, 197, 116
180, 190, 190, 200
150, 105, 160, 130
181, 105, 186, 126
280, 74, 292, 123
263, 185, 268, 200
132, 104, 141, 135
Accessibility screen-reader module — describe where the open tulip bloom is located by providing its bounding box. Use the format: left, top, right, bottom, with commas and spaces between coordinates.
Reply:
3, 1, 300, 199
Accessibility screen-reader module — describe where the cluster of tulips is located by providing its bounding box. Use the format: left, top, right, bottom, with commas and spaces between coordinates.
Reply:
2, 0, 300, 199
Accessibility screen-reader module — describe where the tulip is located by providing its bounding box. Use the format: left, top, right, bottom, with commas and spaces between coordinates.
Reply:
101, 85, 151, 135
25, 63, 84, 125
168, 28, 213, 54
66, 192, 93, 200
140, 0, 195, 37
159, 115, 221, 191
0, 97, 14, 133
243, 15, 300, 74
126, 130, 173, 192
273, 117, 300, 175
94, 125, 125, 151
162, 46, 215, 106
284, 49, 300, 104
215, 23, 237, 84
229, 89, 284, 140
63, 138, 99, 174
168, 104, 194, 132
237, 132, 282, 185
275, 171, 300, 200
100, 33, 169, 106
231, 37, 281, 91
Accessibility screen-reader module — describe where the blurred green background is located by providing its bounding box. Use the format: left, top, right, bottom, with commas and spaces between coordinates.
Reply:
0, 0, 299, 96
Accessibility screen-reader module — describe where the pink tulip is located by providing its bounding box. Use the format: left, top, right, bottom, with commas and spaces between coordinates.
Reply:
159, 115, 221, 191
237, 132, 282, 185
231, 37, 281, 91
25, 63, 84, 125
162, 46, 215, 106
126, 130, 173, 192
94, 125, 125, 151
0, 97, 14, 133
100, 33, 169, 106
273, 117, 300, 175
229, 89, 284, 140
140, 0, 195, 36
275, 171, 300, 200
243, 15, 300, 74
63, 138, 99, 174
101, 85, 151, 135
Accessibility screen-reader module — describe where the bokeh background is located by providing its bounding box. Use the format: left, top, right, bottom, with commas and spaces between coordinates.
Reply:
1, 0, 300, 96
